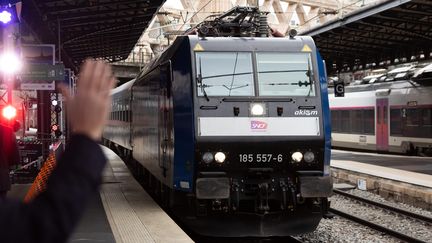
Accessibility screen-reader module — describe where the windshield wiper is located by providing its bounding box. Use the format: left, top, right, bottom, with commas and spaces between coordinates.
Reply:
228, 52, 239, 96
223, 84, 249, 90
197, 57, 209, 101
258, 69, 308, 74
200, 71, 253, 80
265, 81, 311, 87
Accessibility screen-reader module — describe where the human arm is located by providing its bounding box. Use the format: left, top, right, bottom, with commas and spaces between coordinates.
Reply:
0, 60, 115, 242
0, 133, 106, 242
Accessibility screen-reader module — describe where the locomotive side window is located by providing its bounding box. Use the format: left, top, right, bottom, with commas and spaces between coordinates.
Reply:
196, 52, 254, 97
256, 53, 315, 97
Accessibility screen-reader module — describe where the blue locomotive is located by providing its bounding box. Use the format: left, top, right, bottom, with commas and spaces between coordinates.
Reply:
103, 7, 332, 237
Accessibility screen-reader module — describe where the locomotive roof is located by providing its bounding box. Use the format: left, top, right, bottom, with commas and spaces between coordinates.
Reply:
186, 35, 316, 52
138, 35, 318, 78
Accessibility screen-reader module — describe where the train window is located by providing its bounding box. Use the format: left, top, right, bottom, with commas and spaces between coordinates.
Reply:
340, 110, 350, 133
364, 110, 375, 134
196, 52, 254, 96
406, 108, 420, 126
331, 110, 340, 132
390, 109, 402, 135
256, 52, 315, 97
351, 110, 363, 134
423, 109, 432, 126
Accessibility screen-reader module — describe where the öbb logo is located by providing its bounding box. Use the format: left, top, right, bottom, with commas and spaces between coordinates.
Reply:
251, 120, 268, 130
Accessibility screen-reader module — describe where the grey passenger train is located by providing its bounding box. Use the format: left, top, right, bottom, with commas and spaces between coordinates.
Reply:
103, 34, 332, 237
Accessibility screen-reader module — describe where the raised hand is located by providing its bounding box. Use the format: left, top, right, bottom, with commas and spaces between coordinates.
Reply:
59, 60, 116, 141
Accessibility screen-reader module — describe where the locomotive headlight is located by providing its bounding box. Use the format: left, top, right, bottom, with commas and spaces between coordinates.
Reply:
214, 152, 226, 163
250, 103, 265, 116
304, 152, 315, 163
202, 152, 214, 164
291, 152, 303, 163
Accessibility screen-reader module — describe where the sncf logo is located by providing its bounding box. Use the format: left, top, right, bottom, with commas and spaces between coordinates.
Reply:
251, 120, 268, 130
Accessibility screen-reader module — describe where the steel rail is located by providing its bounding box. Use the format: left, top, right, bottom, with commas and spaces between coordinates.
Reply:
329, 208, 427, 243
333, 189, 432, 224
286, 236, 304, 243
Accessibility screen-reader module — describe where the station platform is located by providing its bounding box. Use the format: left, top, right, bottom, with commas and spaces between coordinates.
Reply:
99, 146, 192, 243
8, 146, 192, 243
332, 149, 432, 175
330, 149, 432, 209
331, 158, 432, 189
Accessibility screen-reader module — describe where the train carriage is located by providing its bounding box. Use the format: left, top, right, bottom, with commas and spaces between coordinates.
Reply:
103, 6, 333, 237
329, 80, 432, 155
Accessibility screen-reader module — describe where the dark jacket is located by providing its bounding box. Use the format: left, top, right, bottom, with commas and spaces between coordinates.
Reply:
0, 134, 107, 243
0, 124, 20, 191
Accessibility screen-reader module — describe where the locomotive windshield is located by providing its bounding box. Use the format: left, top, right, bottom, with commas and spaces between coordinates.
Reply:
195, 52, 315, 97
196, 52, 255, 96
256, 52, 315, 96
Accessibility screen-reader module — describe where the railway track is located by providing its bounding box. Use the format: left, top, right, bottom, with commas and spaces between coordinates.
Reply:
333, 189, 432, 224
331, 189, 432, 243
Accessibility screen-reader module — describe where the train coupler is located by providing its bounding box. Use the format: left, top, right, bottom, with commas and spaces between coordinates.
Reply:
257, 182, 270, 212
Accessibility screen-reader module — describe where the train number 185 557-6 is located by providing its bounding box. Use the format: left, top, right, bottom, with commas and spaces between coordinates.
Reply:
239, 154, 283, 163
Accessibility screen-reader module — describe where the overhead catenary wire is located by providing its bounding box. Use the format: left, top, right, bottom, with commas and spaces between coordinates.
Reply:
176, 0, 215, 31
160, 0, 366, 29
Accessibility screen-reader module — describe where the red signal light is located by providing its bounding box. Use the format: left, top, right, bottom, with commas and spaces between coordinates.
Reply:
2, 105, 17, 120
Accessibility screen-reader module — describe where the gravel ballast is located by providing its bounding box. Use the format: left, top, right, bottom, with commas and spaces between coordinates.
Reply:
330, 192, 432, 242
297, 189, 432, 242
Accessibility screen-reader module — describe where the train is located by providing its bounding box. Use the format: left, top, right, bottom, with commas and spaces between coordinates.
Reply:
103, 6, 332, 237
329, 77, 432, 155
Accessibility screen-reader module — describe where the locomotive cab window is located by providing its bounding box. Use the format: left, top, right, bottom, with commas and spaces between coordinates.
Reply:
256, 53, 315, 97
195, 52, 254, 97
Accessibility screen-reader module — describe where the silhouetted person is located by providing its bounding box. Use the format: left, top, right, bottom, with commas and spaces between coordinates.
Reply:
0, 60, 115, 242
0, 122, 20, 199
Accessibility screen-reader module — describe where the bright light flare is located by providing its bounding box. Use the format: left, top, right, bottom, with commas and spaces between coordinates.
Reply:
0, 52, 22, 74
291, 152, 303, 163
0, 10, 12, 24
251, 103, 265, 116
2, 105, 17, 120
214, 152, 226, 163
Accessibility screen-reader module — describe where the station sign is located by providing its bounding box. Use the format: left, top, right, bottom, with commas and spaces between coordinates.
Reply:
18, 44, 62, 90
20, 81, 55, 91
20, 63, 65, 82
334, 81, 345, 97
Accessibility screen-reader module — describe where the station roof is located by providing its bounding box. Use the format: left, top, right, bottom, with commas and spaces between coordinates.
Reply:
301, 0, 432, 74
22, 0, 164, 69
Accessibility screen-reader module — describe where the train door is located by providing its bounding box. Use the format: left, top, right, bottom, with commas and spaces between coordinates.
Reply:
158, 62, 173, 177
376, 98, 389, 151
